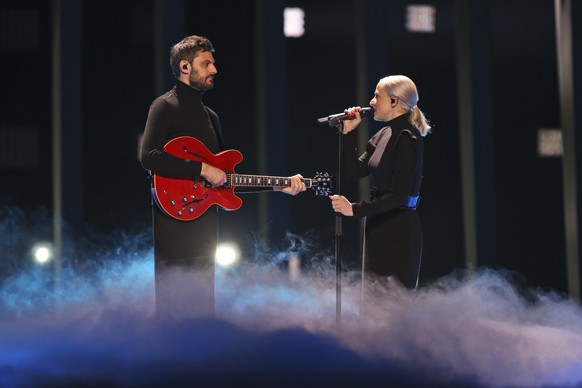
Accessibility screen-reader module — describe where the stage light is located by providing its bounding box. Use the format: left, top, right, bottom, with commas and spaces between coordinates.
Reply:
406, 5, 436, 33
215, 242, 240, 267
537, 128, 563, 157
31, 242, 53, 265
284, 7, 305, 38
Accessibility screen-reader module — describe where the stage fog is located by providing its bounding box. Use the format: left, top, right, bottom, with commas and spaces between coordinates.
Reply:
1, 206, 581, 387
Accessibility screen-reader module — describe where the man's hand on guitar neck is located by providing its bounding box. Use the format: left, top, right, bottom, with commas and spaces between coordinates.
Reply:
200, 163, 227, 187
274, 174, 306, 196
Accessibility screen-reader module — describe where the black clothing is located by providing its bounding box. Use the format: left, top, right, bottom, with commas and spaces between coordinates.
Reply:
342, 112, 424, 288
142, 80, 223, 178
141, 81, 222, 314
141, 81, 273, 315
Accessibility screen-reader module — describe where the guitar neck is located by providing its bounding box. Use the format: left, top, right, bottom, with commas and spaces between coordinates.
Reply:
229, 174, 313, 188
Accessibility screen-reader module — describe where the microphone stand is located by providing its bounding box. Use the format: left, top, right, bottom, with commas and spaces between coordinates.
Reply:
329, 117, 343, 324
318, 108, 370, 324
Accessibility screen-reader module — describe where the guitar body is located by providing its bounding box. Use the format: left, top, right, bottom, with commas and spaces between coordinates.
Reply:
152, 136, 244, 221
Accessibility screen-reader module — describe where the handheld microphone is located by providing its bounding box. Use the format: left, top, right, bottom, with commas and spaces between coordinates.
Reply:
317, 107, 373, 124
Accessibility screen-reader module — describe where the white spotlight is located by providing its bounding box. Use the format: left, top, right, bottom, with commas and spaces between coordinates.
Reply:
284, 7, 305, 38
406, 5, 436, 33
31, 242, 53, 264
215, 242, 240, 267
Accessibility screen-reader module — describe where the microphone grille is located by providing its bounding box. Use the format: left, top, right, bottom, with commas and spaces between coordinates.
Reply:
360, 107, 373, 118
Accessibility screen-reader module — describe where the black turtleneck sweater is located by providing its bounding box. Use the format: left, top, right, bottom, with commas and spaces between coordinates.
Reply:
342, 112, 424, 217
141, 80, 223, 177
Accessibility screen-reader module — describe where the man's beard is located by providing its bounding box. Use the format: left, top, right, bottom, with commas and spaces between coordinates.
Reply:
189, 70, 214, 91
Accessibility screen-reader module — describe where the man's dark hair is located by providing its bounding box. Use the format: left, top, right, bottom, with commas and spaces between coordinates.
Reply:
170, 35, 214, 78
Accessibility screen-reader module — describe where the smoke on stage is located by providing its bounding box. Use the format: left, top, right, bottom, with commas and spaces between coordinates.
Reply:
1, 206, 582, 387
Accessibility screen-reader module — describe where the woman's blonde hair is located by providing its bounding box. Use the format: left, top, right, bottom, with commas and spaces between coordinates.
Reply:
378, 75, 431, 136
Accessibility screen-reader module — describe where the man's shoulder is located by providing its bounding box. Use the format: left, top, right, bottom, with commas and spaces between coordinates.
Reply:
160, 88, 178, 102
150, 89, 178, 109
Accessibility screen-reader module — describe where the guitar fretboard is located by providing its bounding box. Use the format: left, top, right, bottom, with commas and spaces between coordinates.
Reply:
229, 174, 313, 188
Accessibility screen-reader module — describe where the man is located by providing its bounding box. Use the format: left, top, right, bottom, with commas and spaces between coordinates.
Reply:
141, 35, 304, 316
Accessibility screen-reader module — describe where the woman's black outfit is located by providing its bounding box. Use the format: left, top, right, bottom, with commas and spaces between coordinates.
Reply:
342, 112, 424, 289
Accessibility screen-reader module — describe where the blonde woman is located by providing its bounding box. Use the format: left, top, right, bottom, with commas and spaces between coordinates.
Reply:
330, 75, 431, 289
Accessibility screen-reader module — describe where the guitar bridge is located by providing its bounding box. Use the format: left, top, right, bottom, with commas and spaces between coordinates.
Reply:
193, 178, 212, 189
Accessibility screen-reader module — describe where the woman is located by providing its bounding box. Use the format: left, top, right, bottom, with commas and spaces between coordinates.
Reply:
329, 75, 431, 289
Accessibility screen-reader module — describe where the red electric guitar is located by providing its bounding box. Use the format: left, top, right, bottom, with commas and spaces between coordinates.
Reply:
151, 136, 332, 221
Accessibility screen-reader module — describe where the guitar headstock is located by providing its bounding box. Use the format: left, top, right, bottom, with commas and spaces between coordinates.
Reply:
311, 172, 332, 196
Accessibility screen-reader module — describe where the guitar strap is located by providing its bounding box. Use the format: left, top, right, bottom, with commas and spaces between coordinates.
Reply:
205, 106, 225, 151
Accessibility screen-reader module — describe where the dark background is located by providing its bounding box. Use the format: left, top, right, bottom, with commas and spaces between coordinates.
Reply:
0, 0, 578, 294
